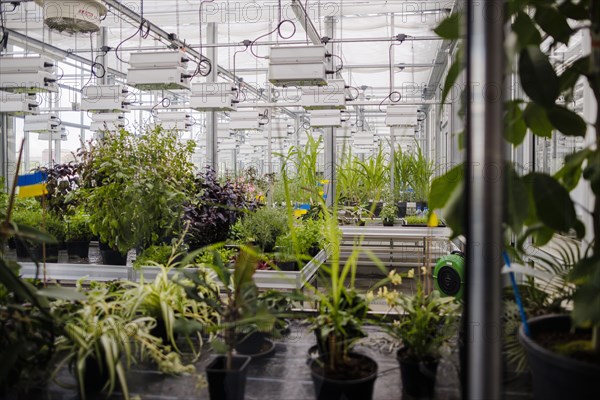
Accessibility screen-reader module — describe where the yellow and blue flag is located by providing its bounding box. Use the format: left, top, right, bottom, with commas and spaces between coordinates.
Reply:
17, 171, 47, 198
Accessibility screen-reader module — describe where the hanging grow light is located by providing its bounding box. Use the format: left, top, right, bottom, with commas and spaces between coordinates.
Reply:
38, 127, 67, 141
81, 85, 129, 113
263, 119, 290, 139
127, 51, 192, 91
0, 91, 40, 115
336, 120, 356, 139
269, 45, 327, 87
229, 110, 267, 131
24, 113, 61, 133
302, 79, 347, 110
155, 111, 193, 132
0, 56, 59, 93
33, 0, 107, 34
309, 109, 342, 128
89, 113, 125, 132
386, 105, 418, 127
191, 82, 238, 111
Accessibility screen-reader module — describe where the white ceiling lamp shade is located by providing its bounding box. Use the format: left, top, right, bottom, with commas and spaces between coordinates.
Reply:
89, 113, 125, 132
336, 120, 356, 139
81, 85, 129, 113
33, 0, 107, 34
0, 56, 59, 93
127, 51, 192, 91
156, 111, 193, 132
386, 105, 418, 127
190, 83, 238, 111
302, 79, 347, 110
218, 139, 237, 151
217, 125, 233, 138
38, 127, 68, 141
24, 113, 61, 133
310, 109, 342, 128
269, 45, 328, 87
238, 144, 255, 155
247, 136, 268, 147
229, 110, 266, 131
0, 91, 40, 115
353, 132, 376, 146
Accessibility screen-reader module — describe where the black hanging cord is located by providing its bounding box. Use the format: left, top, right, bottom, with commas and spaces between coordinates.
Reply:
114, 19, 151, 63
194, 0, 215, 77
82, 33, 107, 90
232, 44, 249, 100
151, 97, 171, 116
249, 0, 296, 59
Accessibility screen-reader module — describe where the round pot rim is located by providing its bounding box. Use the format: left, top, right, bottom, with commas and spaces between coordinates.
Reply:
235, 338, 276, 359
396, 348, 440, 366
519, 313, 600, 372
206, 354, 251, 373
309, 353, 379, 384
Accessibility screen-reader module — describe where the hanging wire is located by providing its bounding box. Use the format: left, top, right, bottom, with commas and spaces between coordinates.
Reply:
379, 39, 406, 112
232, 45, 249, 100
193, 0, 215, 77
82, 33, 107, 90
114, 0, 151, 63
250, 0, 296, 59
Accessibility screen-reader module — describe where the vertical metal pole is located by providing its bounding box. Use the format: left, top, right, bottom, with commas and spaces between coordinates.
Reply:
464, 0, 504, 399
324, 16, 337, 207
205, 23, 219, 172
389, 15, 396, 196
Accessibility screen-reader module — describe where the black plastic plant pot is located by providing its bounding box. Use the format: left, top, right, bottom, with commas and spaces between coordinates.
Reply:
519, 314, 600, 400
275, 260, 298, 272
308, 246, 321, 258
7, 237, 16, 249
66, 241, 90, 259
36, 244, 60, 263
206, 355, 251, 400
100, 249, 127, 265
396, 202, 407, 218
77, 355, 110, 395
235, 335, 276, 359
382, 219, 394, 227
309, 353, 378, 400
397, 350, 438, 399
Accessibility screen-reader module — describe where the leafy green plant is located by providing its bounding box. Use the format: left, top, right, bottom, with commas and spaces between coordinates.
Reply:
195, 245, 237, 266
378, 284, 459, 362
409, 143, 435, 203
54, 284, 195, 399
177, 248, 274, 370
380, 203, 398, 223
133, 244, 175, 269
355, 144, 389, 204
122, 262, 219, 357
65, 210, 92, 243
404, 215, 429, 226
233, 207, 288, 253
81, 126, 195, 254
431, 0, 600, 352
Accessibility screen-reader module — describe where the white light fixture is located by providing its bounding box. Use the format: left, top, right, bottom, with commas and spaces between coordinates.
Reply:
34, 0, 107, 34
155, 111, 193, 132
38, 127, 67, 141
24, 113, 60, 133
127, 51, 192, 90
302, 79, 347, 110
386, 105, 418, 127
263, 119, 290, 139
229, 110, 266, 131
0, 91, 39, 115
90, 113, 125, 132
269, 45, 327, 87
191, 82, 238, 111
310, 110, 342, 128
336, 120, 356, 139
81, 84, 129, 113
0, 56, 59, 93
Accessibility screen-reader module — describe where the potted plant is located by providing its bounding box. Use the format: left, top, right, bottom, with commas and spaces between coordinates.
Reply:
54, 283, 195, 400
380, 203, 398, 227
80, 126, 196, 265
65, 209, 92, 259
12, 208, 63, 262
409, 143, 434, 209
430, 2, 600, 398
376, 281, 459, 399
233, 206, 288, 253
177, 248, 274, 400
121, 257, 219, 358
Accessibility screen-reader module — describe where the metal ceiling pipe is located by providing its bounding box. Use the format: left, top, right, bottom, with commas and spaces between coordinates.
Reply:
463, 0, 504, 398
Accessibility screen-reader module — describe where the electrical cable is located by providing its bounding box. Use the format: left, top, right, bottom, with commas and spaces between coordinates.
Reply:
232, 44, 249, 100
151, 97, 171, 116
114, 18, 151, 63
379, 40, 405, 112
82, 33, 107, 90
193, 0, 215, 78
250, 0, 296, 59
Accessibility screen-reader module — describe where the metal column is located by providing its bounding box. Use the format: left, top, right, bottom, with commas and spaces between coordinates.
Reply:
205, 23, 219, 172
324, 17, 336, 207
464, 0, 504, 399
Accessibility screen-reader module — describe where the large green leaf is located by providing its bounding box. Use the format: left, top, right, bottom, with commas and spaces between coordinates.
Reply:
559, 56, 590, 93
434, 13, 460, 40
519, 46, 559, 107
534, 5, 575, 45
529, 173, 577, 232
38, 286, 86, 301
547, 105, 587, 137
558, 1, 590, 20
523, 102, 553, 138
428, 164, 464, 210
504, 100, 527, 145
505, 166, 529, 232
512, 11, 542, 49
443, 182, 465, 239
554, 148, 593, 190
